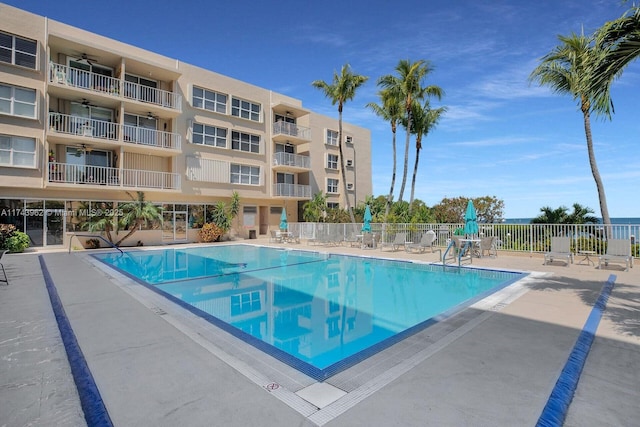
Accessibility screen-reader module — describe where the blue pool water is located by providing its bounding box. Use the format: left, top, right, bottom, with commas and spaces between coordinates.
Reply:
95, 245, 525, 380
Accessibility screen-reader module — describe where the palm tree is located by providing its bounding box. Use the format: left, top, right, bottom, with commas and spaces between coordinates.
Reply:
312, 64, 368, 225
115, 191, 163, 247
378, 59, 442, 202
366, 89, 402, 218
529, 32, 612, 228
303, 192, 327, 222
406, 100, 446, 213
531, 206, 570, 224
566, 203, 598, 224
592, 6, 640, 101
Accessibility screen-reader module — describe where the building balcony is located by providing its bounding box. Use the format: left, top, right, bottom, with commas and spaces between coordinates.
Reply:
48, 62, 182, 113
122, 125, 181, 150
48, 113, 181, 152
272, 152, 310, 170
272, 183, 311, 198
272, 121, 311, 144
48, 162, 180, 190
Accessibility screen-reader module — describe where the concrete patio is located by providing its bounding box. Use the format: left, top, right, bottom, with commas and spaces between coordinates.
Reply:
1, 240, 638, 426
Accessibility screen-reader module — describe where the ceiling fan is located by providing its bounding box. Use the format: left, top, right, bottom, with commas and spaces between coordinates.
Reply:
72, 143, 93, 156
146, 112, 158, 120
73, 52, 98, 65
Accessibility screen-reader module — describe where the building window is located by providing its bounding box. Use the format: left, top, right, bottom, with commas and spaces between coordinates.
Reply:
0, 32, 37, 69
327, 202, 339, 209
0, 84, 37, 118
193, 86, 227, 114
231, 131, 260, 153
327, 178, 339, 194
0, 134, 37, 168
230, 291, 261, 316
231, 97, 261, 122
192, 123, 227, 148
327, 154, 339, 170
231, 164, 260, 185
326, 129, 338, 146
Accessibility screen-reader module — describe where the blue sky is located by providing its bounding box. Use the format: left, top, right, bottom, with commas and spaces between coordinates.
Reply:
8, 0, 639, 218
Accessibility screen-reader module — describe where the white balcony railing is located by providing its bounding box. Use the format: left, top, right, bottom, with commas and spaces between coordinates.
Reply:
49, 63, 121, 96
48, 62, 182, 111
48, 113, 181, 150
123, 81, 182, 111
272, 152, 310, 169
272, 183, 311, 198
121, 168, 180, 190
273, 121, 311, 140
48, 162, 180, 190
122, 125, 181, 150
49, 113, 119, 141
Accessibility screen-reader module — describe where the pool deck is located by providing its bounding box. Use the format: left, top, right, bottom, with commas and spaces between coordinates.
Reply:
1, 239, 638, 426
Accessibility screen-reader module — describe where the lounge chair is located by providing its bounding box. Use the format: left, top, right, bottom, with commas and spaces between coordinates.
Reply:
480, 236, 497, 258
380, 232, 406, 251
407, 230, 437, 253
543, 237, 573, 266
598, 239, 633, 271
0, 250, 8, 285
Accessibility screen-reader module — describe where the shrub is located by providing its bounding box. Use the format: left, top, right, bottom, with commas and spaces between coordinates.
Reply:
0, 224, 17, 249
199, 223, 224, 243
85, 238, 101, 249
5, 231, 30, 253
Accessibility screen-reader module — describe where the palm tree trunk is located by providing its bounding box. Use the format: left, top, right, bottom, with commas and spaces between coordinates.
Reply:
385, 125, 397, 218
582, 104, 612, 232
115, 219, 141, 247
409, 137, 422, 214
397, 113, 411, 201
338, 104, 357, 227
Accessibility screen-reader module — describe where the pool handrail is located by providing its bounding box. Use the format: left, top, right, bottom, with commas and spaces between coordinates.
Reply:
68, 234, 123, 254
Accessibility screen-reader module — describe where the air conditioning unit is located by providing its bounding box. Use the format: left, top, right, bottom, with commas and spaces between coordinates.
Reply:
346, 159, 353, 167
347, 183, 354, 190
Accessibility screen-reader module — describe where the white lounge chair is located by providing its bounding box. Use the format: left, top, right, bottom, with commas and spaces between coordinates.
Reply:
380, 232, 406, 251
544, 237, 573, 266
598, 239, 633, 271
407, 230, 437, 253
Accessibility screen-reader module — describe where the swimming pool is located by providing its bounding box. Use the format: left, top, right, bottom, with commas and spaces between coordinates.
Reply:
95, 245, 525, 380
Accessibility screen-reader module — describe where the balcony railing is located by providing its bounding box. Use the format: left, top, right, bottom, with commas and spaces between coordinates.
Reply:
49, 62, 121, 96
272, 183, 311, 198
48, 113, 181, 150
48, 62, 182, 111
122, 125, 181, 150
272, 152, 310, 169
49, 113, 119, 141
48, 162, 180, 190
273, 121, 311, 140
123, 81, 181, 111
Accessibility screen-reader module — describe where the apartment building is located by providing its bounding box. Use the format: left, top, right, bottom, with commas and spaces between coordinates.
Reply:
0, 4, 372, 248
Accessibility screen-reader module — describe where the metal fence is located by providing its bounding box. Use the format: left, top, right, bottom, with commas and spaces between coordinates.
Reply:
287, 222, 640, 258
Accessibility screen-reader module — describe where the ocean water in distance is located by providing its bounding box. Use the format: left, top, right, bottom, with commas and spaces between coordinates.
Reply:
504, 217, 640, 224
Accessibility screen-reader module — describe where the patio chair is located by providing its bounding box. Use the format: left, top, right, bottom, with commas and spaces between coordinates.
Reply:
269, 230, 283, 243
480, 236, 497, 258
361, 232, 377, 250
0, 250, 8, 285
380, 232, 406, 252
407, 230, 437, 253
598, 239, 633, 271
543, 237, 573, 266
